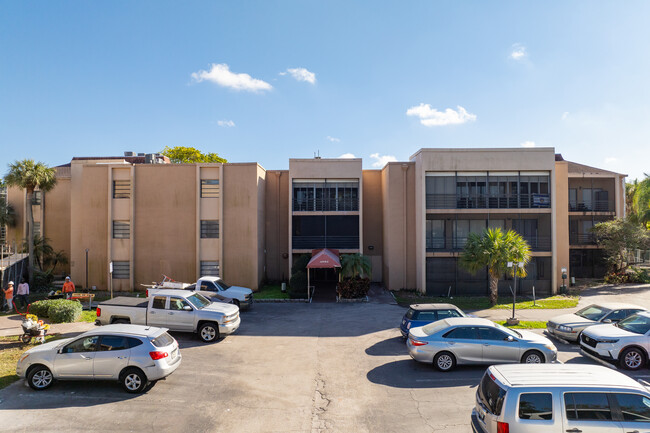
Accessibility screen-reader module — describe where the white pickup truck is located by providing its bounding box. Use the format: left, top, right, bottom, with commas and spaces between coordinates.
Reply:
96, 290, 240, 343
147, 276, 254, 310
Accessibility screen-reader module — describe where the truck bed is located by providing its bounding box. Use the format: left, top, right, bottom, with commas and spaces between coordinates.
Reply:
99, 297, 148, 308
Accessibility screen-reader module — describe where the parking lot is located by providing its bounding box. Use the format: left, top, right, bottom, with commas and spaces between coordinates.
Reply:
2, 300, 650, 433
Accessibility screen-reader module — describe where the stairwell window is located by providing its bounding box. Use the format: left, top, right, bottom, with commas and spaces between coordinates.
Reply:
201, 179, 220, 198
112, 261, 130, 279
200, 261, 220, 277
112, 221, 130, 239
201, 220, 219, 238
32, 191, 42, 205
113, 180, 131, 199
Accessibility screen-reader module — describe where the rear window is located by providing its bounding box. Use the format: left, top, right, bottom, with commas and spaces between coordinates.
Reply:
151, 332, 175, 348
479, 373, 507, 416
519, 393, 553, 420
421, 319, 449, 336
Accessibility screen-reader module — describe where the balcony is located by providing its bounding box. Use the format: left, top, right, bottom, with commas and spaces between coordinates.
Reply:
293, 197, 359, 212
569, 200, 611, 212
570, 233, 597, 245
292, 236, 359, 250
426, 236, 551, 252
426, 193, 551, 210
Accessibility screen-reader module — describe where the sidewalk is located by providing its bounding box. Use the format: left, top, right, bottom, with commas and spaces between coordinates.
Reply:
0, 313, 95, 337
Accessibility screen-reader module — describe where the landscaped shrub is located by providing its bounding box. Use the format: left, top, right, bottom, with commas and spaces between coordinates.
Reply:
289, 254, 310, 299
604, 267, 650, 284
28, 299, 83, 323
337, 277, 370, 299
33, 269, 55, 290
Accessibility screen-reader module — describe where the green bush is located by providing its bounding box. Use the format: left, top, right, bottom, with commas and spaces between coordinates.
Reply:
604, 267, 650, 284
289, 254, 310, 299
337, 277, 370, 299
29, 299, 83, 323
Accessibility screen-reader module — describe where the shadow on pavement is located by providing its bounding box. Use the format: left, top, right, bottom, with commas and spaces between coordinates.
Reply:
366, 359, 484, 389
365, 336, 407, 356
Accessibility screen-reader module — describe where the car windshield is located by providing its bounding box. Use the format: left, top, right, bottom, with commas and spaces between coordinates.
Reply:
421, 319, 450, 336
186, 293, 211, 309
616, 314, 650, 335
216, 279, 231, 290
575, 305, 609, 321
495, 323, 522, 338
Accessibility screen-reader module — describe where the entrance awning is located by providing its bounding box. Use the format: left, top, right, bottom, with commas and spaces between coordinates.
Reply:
307, 249, 341, 269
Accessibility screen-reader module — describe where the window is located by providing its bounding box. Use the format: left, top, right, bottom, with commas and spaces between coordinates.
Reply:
519, 393, 553, 420
201, 179, 220, 198
99, 336, 128, 351
564, 393, 613, 421
614, 393, 650, 422
112, 261, 130, 279
200, 280, 219, 291
151, 296, 167, 309
444, 327, 478, 339
63, 336, 99, 353
32, 191, 42, 205
33, 222, 41, 237
151, 332, 174, 348
112, 221, 130, 239
112, 180, 131, 199
604, 309, 627, 322
479, 373, 507, 416
201, 220, 219, 238
426, 219, 445, 250
200, 261, 220, 277
292, 180, 359, 211
126, 338, 143, 348
415, 312, 437, 321
169, 298, 191, 310
437, 309, 462, 320
478, 327, 508, 341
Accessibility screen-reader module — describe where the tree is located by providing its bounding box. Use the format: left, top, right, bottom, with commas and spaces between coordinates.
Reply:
341, 253, 371, 279
592, 217, 650, 272
160, 146, 228, 164
459, 228, 531, 306
0, 194, 16, 230
4, 160, 57, 285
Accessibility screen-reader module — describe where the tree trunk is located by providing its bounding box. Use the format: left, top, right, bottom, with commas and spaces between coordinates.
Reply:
488, 273, 499, 306
25, 189, 34, 287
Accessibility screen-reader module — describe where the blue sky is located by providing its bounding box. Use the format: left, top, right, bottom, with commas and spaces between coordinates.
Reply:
1, 1, 649, 180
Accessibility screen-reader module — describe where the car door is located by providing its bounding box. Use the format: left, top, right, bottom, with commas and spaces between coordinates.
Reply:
147, 295, 168, 328
166, 296, 195, 331
441, 326, 482, 363
477, 327, 521, 363
54, 335, 99, 378
563, 392, 624, 433
612, 392, 650, 433
93, 335, 131, 379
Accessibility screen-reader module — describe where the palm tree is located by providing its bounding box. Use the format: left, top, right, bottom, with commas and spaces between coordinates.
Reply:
459, 228, 531, 306
0, 195, 16, 230
341, 253, 372, 279
22, 234, 54, 270
4, 160, 57, 285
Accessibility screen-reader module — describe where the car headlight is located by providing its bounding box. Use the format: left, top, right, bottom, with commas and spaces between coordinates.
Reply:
596, 338, 619, 344
544, 343, 557, 351
558, 325, 573, 332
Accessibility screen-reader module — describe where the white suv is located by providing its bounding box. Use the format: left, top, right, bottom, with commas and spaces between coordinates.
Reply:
472, 364, 650, 433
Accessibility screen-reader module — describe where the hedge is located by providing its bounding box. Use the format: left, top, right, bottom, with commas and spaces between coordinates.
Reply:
29, 299, 83, 323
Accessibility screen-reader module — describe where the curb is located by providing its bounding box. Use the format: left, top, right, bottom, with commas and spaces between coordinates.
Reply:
254, 299, 309, 303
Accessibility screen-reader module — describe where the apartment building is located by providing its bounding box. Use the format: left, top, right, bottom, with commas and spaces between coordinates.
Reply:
3, 148, 625, 297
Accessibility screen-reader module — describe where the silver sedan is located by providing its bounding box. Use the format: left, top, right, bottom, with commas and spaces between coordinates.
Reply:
407, 317, 557, 371
16, 324, 181, 393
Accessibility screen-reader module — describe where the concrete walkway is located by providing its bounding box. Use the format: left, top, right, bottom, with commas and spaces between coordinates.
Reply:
0, 313, 95, 337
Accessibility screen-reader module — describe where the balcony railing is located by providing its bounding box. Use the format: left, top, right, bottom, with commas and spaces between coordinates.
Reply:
569, 200, 611, 212
426, 235, 551, 252
293, 197, 359, 212
292, 236, 359, 250
570, 233, 597, 245
426, 193, 551, 210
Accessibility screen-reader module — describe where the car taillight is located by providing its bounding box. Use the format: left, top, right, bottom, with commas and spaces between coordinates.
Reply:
497, 421, 509, 433
410, 339, 428, 346
96, 307, 101, 317
149, 351, 169, 360
146, 289, 149, 297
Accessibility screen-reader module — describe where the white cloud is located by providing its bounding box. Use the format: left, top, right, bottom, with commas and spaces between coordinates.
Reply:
605, 157, 618, 164
370, 153, 397, 168
562, 112, 569, 121
339, 153, 356, 159
520, 141, 536, 148
191, 63, 272, 92
283, 67, 316, 84
217, 120, 235, 127
326, 136, 340, 142
406, 103, 476, 127
510, 43, 527, 60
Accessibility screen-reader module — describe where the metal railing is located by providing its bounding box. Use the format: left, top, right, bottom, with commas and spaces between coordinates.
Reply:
292, 236, 359, 250
426, 193, 551, 210
570, 233, 597, 245
569, 200, 611, 212
293, 197, 359, 212
426, 235, 551, 252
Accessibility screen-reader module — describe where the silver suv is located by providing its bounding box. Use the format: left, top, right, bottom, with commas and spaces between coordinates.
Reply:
16, 324, 181, 393
471, 364, 650, 433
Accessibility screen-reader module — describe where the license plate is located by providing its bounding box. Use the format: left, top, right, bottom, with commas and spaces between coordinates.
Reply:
171, 348, 178, 359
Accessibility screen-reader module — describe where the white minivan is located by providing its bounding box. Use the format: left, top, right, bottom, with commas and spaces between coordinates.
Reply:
472, 363, 650, 433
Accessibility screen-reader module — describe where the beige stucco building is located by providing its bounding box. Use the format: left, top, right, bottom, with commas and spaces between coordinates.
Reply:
3, 148, 625, 297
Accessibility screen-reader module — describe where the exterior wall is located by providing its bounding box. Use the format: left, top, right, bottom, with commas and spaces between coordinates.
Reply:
264, 170, 290, 282
6, 186, 25, 250
362, 170, 383, 282
42, 174, 71, 275
554, 161, 570, 291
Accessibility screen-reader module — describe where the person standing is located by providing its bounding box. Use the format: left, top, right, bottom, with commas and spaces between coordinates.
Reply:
62, 276, 75, 300
16, 279, 30, 310
3, 281, 14, 312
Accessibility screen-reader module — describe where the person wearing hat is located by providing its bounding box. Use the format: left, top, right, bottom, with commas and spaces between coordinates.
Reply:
62, 276, 75, 300
3, 281, 14, 312
16, 278, 30, 310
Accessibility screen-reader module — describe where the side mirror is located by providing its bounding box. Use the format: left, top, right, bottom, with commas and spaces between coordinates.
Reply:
506, 336, 515, 342
183, 305, 192, 311
602, 319, 612, 324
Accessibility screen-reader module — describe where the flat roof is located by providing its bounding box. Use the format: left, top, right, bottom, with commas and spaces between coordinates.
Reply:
410, 147, 556, 161
492, 364, 644, 389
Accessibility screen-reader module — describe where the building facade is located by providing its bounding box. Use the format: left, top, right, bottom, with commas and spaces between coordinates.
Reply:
3, 148, 625, 296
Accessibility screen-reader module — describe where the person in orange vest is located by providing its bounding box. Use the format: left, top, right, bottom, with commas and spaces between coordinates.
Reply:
3, 281, 14, 312
62, 276, 75, 300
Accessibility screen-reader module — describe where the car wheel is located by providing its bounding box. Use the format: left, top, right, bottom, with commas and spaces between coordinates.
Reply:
232, 299, 240, 308
20, 334, 32, 344
620, 347, 646, 371
27, 365, 54, 390
120, 368, 147, 393
522, 350, 545, 364
434, 351, 456, 372
198, 322, 219, 343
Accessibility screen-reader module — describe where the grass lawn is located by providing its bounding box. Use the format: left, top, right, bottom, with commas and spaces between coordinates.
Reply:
254, 284, 289, 300
495, 320, 547, 329
0, 334, 61, 390
79, 309, 98, 323
392, 291, 579, 311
